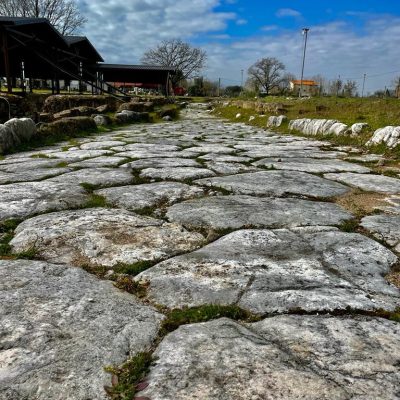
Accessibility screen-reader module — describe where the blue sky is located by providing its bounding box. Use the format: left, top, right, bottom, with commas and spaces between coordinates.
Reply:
77, 0, 400, 93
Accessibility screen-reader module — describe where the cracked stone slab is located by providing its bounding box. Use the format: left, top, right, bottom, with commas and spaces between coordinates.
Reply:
122, 158, 200, 170
110, 143, 180, 152
0, 159, 65, 172
195, 171, 350, 198
253, 158, 370, 173
48, 149, 114, 161
198, 154, 252, 163
47, 167, 133, 187
166, 195, 353, 230
0, 181, 89, 222
345, 154, 385, 163
0, 168, 71, 184
205, 161, 259, 175
0, 259, 163, 400
242, 148, 346, 159
324, 172, 400, 194
136, 228, 399, 314
114, 150, 200, 159
182, 144, 237, 154
361, 214, 400, 252
140, 167, 216, 181
79, 140, 126, 150
10, 208, 205, 267
69, 156, 128, 168
96, 182, 205, 211
137, 316, 400, 400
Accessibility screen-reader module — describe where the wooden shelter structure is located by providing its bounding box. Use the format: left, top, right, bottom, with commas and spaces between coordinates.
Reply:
0, 16, 176, 96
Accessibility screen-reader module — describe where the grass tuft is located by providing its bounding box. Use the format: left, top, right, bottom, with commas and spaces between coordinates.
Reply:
160, 304, 261, 335
113, 260, 157, 276
83, 194, 108, 208
104, 351, 153, 400
338, 218, 360, 232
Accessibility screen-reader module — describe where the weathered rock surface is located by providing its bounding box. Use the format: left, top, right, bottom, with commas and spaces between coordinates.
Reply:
266, 115, 287, 128
79, 140, 125, 150
10, 208, 205, 267
289, 118, 349, 136
361, 214, 400, 251
96, 182, 204, 211
0, 181, 89, 221
92, 114, 112, 126
0, 167, 71, 184
122, 157, 200, 170
351, 122, 370, 136
47, 167, 133, 187
166, 195, 353, 230
69, 156, 127, 168
140, 167, 216, 181
367, 126, 400, 148
0, 124, 19, 153
49, 149, 113, 161
4, 118, 37, 142
137, 316, 400, 400
253, 157, 370, 173
324, 172, 400, 193
0, 260, 163, 400
195, 171, 350, 198
136, 228, 399, 313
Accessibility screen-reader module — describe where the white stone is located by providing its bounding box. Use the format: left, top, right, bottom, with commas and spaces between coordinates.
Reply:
367, 126, 400, 148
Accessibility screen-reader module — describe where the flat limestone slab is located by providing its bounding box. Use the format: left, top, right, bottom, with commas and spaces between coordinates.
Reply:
253, 158, 370, 173
195, 171, 350, 198
47, 167, 134, 187
0, 159, 64, 172
0, 260, 163, 400
0, 167, 71, 184
361, 214, 400, 252
96, 182, 205, 211
79, 140, 126, 150
140, 167, 216, 181
324, 172, 400, 193
136, 228, 399, 314
122, 158, 200, 170
10, 208, 205, 267
137, 316, 400, 400
205, 161, 259, 175
166, 195, 353, 230
0, 181, 89, 222
49, 149, 113, 161
69, 156, 128, 168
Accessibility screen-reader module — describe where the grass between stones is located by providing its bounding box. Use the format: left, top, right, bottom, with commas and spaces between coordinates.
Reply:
104, 351, 152, 400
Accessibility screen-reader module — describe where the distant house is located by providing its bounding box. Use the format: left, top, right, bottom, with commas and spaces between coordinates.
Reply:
289, 80, 319, 96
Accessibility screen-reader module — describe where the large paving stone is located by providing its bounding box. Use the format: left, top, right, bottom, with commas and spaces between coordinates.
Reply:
0, 181, 89, 222
47, 167, 133, 187
122, 157, 200, 170
324, 172, 400, 193
167, 195, 353, 230
10, 208, 205, 267
361, 214, 400, 252
140, 167, 216, 181
69, 156, 128, 168
0, 167, 71, 184
136, 228, 399, 314
253, 157, 370, 173
0, 159, 64, 172
205, 161, 259, 175
49, 149, 113, 161
195, 171, 350, 198
137, 316, 400, 400
0, 260, 163, 400
79, 140, 126, 150
96, 182, 205, 211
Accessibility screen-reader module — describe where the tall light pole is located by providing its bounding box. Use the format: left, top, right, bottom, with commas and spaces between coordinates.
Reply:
299, 28, 310, 98
361, 73, 366, 98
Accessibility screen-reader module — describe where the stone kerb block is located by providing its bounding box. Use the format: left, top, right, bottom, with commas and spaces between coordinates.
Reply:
367, 126, 400, 148
267, 115, 288, 128
289, 118, 349, 136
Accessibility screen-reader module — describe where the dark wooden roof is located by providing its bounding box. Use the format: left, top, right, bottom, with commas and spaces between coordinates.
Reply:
94, 64, 176, 84
64, 35, 104, 63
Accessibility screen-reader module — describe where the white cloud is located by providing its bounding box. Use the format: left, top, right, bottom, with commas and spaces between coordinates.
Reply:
236, 19, 247, 25
261, 25, 278, 32
276, 8, 302, 18
77, 0, 235, 63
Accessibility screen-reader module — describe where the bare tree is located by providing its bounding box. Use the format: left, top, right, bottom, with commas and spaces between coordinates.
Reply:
247, 57, 285, 95
0, 0, 86, 35
278, 72, 296, 94
142, 39, 207, 87
329, 78, 343, 96
343, 80, 358, 97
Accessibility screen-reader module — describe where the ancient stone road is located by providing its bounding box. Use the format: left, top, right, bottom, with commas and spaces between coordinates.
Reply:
1, 105, 400, 399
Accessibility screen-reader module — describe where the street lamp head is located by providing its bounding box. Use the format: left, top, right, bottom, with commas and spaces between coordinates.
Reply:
302, 28, 310, 35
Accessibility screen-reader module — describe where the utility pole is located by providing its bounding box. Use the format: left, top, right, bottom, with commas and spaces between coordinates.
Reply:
336, 74, 341, 97
299, 28, 310, 98
361, 73, 366, 98
218, 78, 221, 97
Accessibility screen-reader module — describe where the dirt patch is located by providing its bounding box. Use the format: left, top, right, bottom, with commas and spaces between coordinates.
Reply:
334, 190, 390, 217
